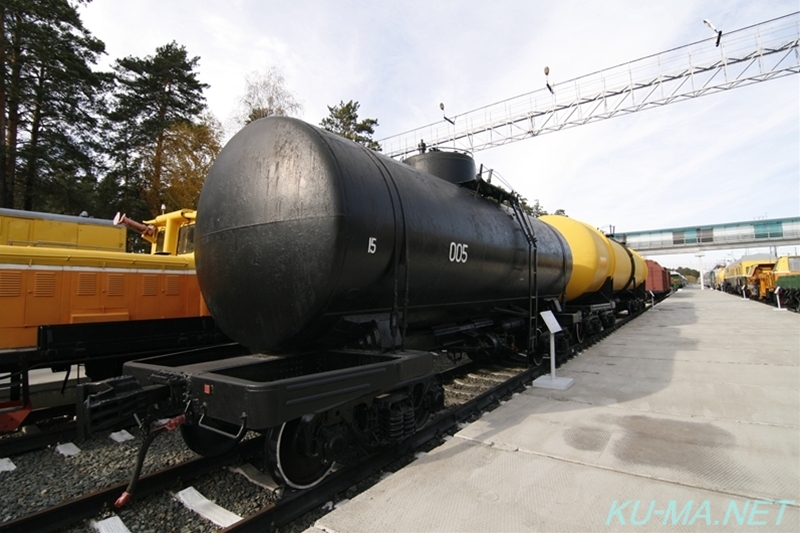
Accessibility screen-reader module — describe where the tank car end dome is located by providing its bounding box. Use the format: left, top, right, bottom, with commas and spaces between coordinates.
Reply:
195, 117, 343, 352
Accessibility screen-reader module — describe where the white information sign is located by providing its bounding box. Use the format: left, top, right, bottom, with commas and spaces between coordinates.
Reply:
539, 310, 562, 333
532, 310, 574, 391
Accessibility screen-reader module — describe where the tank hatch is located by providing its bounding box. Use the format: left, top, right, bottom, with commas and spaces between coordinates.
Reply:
403, 151, 476, 185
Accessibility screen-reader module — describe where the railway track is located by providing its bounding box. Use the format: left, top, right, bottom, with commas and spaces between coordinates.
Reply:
0, 405, 79, 457
0, 437, 264, 533
0, 309, 646, 532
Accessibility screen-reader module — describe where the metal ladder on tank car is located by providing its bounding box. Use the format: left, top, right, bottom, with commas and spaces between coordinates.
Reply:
510, 196, 539, 362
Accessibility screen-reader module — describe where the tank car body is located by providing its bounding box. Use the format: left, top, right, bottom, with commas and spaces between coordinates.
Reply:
539, 215, 646, 306
79, 117, 651, 490
195, 118, 570, 355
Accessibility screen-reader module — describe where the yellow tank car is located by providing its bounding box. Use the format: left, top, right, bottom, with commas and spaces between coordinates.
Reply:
538, 215, 612, 301
613, 245, 646, 292
539, 215, 646, 302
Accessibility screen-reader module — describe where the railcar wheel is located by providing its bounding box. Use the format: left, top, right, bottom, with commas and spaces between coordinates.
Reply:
180, 418, 242, 457
266, 417, 334, 489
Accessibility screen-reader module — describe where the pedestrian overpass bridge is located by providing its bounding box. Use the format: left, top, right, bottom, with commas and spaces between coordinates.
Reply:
615, 217, 800, 256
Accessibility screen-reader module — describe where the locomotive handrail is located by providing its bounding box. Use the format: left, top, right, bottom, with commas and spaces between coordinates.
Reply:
509, 195, 539, 356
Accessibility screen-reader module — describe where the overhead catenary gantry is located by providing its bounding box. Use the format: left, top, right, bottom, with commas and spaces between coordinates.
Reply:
379, 12, 800, 159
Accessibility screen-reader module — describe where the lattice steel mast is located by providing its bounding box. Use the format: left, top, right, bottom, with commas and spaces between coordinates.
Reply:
379, 13, 800, 159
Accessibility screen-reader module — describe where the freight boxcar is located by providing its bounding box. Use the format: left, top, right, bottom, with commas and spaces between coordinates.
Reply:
645, 259, 671, 300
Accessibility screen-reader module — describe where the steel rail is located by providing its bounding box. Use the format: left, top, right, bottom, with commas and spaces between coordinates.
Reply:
0, 424, 76, 458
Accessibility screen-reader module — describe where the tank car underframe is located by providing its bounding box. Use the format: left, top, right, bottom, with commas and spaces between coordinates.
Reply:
78, 347, 443, 490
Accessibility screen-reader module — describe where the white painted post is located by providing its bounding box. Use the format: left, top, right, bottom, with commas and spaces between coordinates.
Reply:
696, 253, 705, 290
774, 287, 786, 311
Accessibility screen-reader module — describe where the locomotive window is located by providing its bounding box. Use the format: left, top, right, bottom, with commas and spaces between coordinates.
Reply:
177, 224, 195, 255
155, 229, 165, 253
789, 257, 800, 272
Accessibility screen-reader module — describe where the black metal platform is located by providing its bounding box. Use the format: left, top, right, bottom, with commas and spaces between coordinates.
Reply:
122, 348, 434, 430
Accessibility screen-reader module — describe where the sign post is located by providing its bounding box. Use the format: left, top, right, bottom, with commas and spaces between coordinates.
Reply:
774, 287, 786, 311
531, 311, 575, 390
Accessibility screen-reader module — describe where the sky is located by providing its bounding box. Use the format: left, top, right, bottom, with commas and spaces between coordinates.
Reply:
78, 0, 799, 270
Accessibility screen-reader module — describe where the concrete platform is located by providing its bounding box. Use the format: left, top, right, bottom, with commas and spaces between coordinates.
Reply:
306, 287, 799, 532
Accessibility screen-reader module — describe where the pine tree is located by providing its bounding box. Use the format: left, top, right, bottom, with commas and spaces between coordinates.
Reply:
107, 41, 208, 217
320, 100, 380, 151
1, 0, 108, 212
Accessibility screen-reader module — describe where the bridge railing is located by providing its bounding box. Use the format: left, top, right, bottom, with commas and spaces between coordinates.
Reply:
378, 12, 800, 159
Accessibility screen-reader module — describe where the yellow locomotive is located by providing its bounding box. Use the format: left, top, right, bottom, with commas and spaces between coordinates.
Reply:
0, 208, 225, 431
722, 255, 776, 296
747, 255, 800, 309
0, 207, 126, 252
